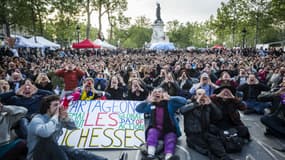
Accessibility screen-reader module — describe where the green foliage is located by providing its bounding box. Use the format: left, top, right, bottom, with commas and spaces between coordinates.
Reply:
1, 0, 283, 49
166, 20, 212, 48
113, 23, 152, 48
211, 0, 284, 47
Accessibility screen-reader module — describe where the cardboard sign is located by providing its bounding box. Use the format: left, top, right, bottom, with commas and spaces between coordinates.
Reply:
58, 100, 145, 149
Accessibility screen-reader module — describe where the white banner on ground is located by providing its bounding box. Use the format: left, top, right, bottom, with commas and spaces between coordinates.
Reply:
58, 100, 145, 149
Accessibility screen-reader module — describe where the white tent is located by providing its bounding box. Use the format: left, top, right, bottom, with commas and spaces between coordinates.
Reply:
29, 36, 60, 49
13, 35, 44, 48
94, 39, 116, 50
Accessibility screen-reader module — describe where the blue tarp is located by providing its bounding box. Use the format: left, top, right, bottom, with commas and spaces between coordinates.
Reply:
150, 42, 175, 51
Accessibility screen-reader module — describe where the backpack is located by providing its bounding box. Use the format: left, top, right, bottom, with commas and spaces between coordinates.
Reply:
220, 128, 244, 153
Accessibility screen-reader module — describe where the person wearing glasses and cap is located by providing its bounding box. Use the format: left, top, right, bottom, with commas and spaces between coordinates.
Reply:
189, 72, 218, 97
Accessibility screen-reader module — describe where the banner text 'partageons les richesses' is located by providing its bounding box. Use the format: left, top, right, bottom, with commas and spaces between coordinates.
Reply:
58, 100, 145, 149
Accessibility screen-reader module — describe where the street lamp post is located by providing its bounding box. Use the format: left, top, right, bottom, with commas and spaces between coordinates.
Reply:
76, 25, 80, 43
241, 27, 247, 49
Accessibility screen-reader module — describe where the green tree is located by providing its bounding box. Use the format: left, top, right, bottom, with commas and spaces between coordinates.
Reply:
0, 0, 34, 37
104, 0, 128, 41
50, 0, 81, 46
114, 16, 151, 48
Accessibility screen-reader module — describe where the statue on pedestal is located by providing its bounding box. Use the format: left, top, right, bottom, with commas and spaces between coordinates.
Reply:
155, 3, 163, 23
151, 2, 169, 44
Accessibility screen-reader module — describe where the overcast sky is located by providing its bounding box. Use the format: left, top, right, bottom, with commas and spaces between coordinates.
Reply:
91, 0, 229, 34
125, 0, 229, 23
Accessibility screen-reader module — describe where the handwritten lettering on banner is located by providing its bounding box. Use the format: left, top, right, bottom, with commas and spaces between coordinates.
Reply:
58, 100, 145, 149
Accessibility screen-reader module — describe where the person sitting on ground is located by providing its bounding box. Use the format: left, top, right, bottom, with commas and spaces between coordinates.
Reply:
0, 101, 28, 160
105, 75, 125, 100
70, 77, 110, 102
26, 95, 109, 160
0, 79, 11, 93
259, 77, 285, 137
211, 84, 250, 152
236, 68, 248, 86
34, 72, 53, 91
8, 70, 25, 92
237, 73, 271, 114
160, 72, 180, 96
0, 79, 53, 116
0, 79, 53, 138
177, 70, 194, 99
136, 87, 187, 160
75, 77, 97, 100
55, 61, 85, 98
215, 71, 238, 88
94, 72, 108, 91
181, 89, 233, 160
128, 78, 149, 101
189, 72, 218, 97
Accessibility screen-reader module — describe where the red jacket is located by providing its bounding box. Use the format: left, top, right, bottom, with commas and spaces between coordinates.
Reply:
55, 68, 85, 91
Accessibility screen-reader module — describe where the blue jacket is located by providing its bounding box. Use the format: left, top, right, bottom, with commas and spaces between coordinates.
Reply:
0, 90, 53, 116
136, 96, 187, 137
27, 114, 77, 160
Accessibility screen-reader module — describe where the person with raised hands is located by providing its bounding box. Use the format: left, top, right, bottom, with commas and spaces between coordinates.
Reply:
211, 84, 250, 152
55, 60, 85, 98
237, 73, 271, 114
181, 89, 232, 160
189, 72, 218, 97
27, 95, 108, 160
136, 87, 187, 160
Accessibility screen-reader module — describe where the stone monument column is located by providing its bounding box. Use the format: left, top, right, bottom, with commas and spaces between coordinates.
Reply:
151, 3, 169, 43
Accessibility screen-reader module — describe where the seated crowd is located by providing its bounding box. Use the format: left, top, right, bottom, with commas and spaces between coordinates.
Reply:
0, 48, 285, 160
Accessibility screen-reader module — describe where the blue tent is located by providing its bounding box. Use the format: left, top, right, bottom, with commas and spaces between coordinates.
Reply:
150, 42, 175, 51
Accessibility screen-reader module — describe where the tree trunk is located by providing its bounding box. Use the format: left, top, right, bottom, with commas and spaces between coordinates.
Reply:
98, 0, 102, 35
86, 0, 91, 39
31, 0, 37, 41
107, 11, 113, 40
3, 22, 11, 37
1, 0, 10, 37
39, 14, 43, 36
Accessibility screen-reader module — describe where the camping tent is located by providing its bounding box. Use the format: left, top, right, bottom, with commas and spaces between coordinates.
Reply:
72, 39, 100, 49
94, 39, 116, 50
150, 42, 175, 51
29, 36, 60, 49
212, 44, 224, 49
13, 35, 44, 48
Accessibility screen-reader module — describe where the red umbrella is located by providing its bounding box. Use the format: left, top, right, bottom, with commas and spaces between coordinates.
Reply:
72, 39, 100, 48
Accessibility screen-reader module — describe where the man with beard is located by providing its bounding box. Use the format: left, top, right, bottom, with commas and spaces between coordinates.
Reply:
181, 89, 232, 160
136, 87, 187, 160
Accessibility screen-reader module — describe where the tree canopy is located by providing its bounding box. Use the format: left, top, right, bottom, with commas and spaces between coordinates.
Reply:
0, 0, 283, 48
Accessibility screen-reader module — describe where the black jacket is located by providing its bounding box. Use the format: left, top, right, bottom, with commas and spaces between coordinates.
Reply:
237, 83, 270, 101
181, 101, 222, 135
